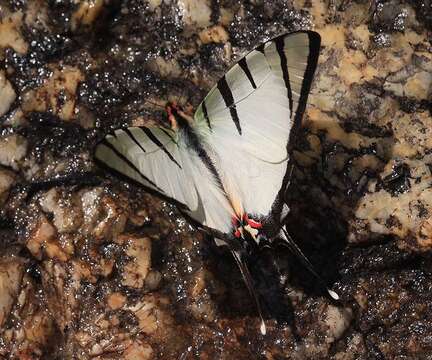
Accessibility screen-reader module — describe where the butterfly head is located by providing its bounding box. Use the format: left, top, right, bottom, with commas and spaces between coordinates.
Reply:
232, 213, 265, 248
166, 102, 194, 130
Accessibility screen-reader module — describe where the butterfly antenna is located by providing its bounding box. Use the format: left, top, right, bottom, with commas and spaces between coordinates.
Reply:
173, 80, 186, 107
279, 226, 339, 301
230, 249, 267, 335
142, 98, 166, 110
184, 83, 196, 110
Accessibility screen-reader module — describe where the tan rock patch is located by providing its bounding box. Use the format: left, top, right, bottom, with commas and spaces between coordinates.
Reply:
0, 258, 25, 327
0, 11, 28, 55
0, 134, 27, 170
107, 292, 127, 310
22, 65, 84, 121
0, 71, 16, 116
71, 0, 105, 31
121, 235, 152, 289
199, 25, 229, 44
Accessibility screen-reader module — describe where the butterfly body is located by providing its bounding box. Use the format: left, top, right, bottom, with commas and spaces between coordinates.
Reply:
95, 31, 338, 333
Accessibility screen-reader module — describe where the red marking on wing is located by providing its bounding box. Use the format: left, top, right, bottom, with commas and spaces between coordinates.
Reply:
248, 219, 262, 229
243, 214, 262, 229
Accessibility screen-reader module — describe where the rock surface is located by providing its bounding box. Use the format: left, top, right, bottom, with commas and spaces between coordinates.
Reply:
0, 0, 431, 359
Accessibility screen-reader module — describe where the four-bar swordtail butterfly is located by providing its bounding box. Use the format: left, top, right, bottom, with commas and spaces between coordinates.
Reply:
94, 30, 339, 335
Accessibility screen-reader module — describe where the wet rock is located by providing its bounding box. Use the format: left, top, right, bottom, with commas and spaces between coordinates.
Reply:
122, 341, 153, 360
179, 0, 212, 28
0, 169, 15, 206
148, 57, 182, 78
409, 0, 432, 30
324, 305, 353, 344
0, 71, 16, 117
0, 258, 25, 327
0, 134, 27, 170
40, 188, 83, 235
26, 214, 73, 261
80, 188, 128, 241
107, 292, 127, 310
338, 249, 432, 359
118, 234, 152, 289
40, 261, 74, 332
0, 10, 28, 55
71, 0, 105, 31
21, 65, 84, 122
199, 25, 230, 44
332, 333, 368, 360
0, 271, 56, 358
384, 54, 432, 100
144, 269, 162, 291
372, 1, 414, 32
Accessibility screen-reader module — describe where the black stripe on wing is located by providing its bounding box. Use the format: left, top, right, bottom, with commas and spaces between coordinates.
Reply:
124, 128, 146, 153
202, 100, 212, 130
275, 36, 294, 115
141, 127, 182, 169
160, 128, 178, 144
238, 57, 257, 89
287, 31, 321, 150
99, 138, 163, 191
181, 123, 226, 192
217, 76, 242, 135
95, 142, 194, 215
256, 44, 265, 53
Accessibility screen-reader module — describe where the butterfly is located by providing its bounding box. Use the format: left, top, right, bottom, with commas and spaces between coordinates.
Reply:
94, 30, 339, 334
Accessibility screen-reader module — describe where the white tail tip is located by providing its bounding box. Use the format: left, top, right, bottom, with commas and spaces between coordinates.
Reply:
328, 289, 340, 301
260, 321, 267, 335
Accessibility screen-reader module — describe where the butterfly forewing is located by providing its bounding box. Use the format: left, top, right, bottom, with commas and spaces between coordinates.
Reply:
263, 31, 320, 132
192, 30, 321, 218
196, 49, 271, 124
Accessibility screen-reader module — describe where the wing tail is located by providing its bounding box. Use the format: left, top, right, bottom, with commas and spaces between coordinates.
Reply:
230, 248, 267, 335
279, 227, 339, 301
